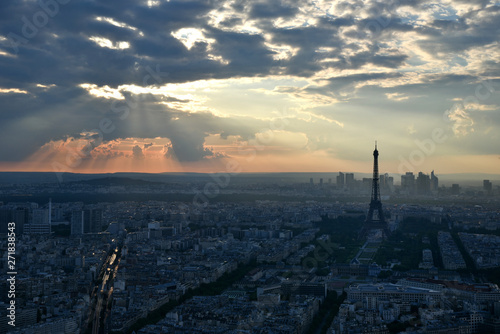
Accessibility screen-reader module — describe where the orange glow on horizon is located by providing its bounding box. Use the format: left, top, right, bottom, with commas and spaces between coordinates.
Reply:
0, 136, 499, 175
1, 152, 499, 175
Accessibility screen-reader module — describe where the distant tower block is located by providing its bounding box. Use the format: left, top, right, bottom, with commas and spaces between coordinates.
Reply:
360, 142, 390, 239
336, 172, 345, 188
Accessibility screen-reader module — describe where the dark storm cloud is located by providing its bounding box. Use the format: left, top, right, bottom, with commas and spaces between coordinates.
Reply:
205, 29, 275, 75
132, 145, 145, 159
328, 72, 404, 86
165, 130, 214, 161
0, 86, 114, 161
248, 2, 299, 19
0, 0, 499, 163
266, 24, 343, 76
1, 0, 414, 89
356, 74, 476, 103
83, 94, 267, 162
416, 5, 500, 55
0, 0, 271, 162
278, 72, 404, 100
0, 0, 226, 89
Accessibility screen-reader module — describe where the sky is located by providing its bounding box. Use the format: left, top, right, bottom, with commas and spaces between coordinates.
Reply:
0, 0, 499, 175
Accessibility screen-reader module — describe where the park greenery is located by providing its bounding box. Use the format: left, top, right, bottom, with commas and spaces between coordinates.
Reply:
374, 217, 447, 270
313, 216, 364, 264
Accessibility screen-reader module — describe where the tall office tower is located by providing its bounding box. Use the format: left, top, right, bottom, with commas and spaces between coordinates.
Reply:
319, 178, 323, 186
71, 210, 84, 235
310, 178, 313, 185
360, 142, 389, 239
71, 208, 103, 235
345, 173, 355, 189
401, 172, 415, 193
362, 178, 372, 193
416, 172, 431, 195
384, 173, 394, 193
0, 208, 12, 234
27, 208, 51, 234
380, 173, 386, 188
48, 198, 52, 226
336, 172, 345, 188
483, 180, 492, 195
32, 208, 49, 225
0, 207, 29, 234
89, 208, 103, 233
430, 170, 439, 192
13, 207, 29, 234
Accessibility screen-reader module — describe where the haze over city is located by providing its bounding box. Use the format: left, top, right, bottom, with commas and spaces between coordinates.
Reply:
0, 0, 499, 174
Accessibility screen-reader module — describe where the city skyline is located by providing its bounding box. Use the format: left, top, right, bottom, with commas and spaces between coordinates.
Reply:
1, 0, 499, 174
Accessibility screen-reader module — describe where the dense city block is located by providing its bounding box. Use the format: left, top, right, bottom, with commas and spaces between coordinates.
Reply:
0, 173, 499, 333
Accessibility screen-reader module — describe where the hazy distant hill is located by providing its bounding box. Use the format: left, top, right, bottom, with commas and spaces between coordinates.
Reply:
0, 172, 201, 184
0, 171, 498, 186
68, 177, 163, 186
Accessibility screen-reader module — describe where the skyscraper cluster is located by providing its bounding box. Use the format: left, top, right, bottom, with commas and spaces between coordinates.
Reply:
401, 171, 439, 195
336, 172, 394, 193
0, 202, 51, 234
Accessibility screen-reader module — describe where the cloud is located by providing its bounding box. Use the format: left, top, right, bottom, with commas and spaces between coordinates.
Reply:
0, 0, 499, 170
249, 2, 299, 19
446, 104, 474, 136
132, 145, 145, 159
164, 121, 216, 162
386, 92, 409, 101
0, 88, 28, 94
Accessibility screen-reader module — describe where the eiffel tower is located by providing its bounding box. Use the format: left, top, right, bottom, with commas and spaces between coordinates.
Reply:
359, 142, 390, 239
